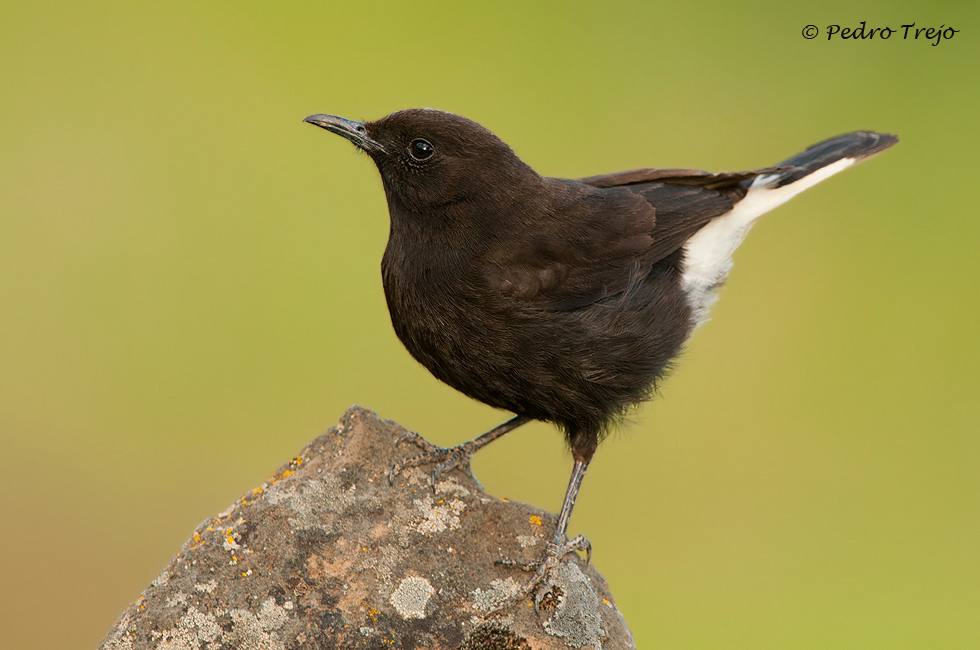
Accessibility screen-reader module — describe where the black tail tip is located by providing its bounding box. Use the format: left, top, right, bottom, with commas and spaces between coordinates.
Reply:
791, 130, 900, 164
854, 131, 900, 156
770, 130, 898, 187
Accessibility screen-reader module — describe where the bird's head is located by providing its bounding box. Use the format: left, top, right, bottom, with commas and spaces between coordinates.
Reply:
304, 109, 537, 216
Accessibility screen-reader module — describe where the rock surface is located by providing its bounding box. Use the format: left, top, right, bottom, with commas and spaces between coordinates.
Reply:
100, 406, 635, 649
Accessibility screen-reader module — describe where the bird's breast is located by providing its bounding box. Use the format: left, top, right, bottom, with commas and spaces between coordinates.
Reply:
380, 237, 482, 361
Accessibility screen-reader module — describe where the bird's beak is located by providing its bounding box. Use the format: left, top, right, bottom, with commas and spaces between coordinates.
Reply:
303, 114, 385, 154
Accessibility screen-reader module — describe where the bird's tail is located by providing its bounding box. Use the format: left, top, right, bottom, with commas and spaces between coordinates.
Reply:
680, 131, 897, 328
732, 130, 898, 219
758, 131, 899, 189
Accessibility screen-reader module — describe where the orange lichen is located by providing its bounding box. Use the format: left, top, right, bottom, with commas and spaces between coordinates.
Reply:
529, 516, 542, 526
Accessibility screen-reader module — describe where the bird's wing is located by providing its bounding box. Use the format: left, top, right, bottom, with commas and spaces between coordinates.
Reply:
483, 167, 787, 311
578, 167, 783, 189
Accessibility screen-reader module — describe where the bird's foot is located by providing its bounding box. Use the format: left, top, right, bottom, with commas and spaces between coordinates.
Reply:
387, 431, 478, 486
489, 533, 592, 614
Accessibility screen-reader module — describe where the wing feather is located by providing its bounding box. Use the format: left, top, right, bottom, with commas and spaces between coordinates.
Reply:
483, 167, 787, 310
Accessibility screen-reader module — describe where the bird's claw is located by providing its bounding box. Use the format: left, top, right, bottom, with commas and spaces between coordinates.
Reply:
493, 558, 538, 572
395, 430, 440, 452
533, 569, 563, 610
487, 535, 592, 614
487, 555, 563, 615
566, 534, 592, 565
388, 435, 475, 489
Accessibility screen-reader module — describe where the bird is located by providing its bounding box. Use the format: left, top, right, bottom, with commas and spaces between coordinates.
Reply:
303, 108, 897, 611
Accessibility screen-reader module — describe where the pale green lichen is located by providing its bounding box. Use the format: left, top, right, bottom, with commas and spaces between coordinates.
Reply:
516, 535, 540, 548
266, 474, 356, 530
151, 606, 222, 650
225, 598, 290, 650
413, 495, 466, 533
389, 576, 435, 619
139, 598, 292, 650
470, 577, 521, 612
541, 563, 606, 648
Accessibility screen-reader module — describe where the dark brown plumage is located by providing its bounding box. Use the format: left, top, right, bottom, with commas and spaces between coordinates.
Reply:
303, 108, 897, 610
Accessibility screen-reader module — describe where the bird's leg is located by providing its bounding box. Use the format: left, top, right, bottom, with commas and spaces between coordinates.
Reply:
490, 455, 593, 613
388, 415, 530, 485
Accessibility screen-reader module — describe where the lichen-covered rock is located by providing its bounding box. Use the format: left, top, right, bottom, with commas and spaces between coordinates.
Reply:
100, 406, 635, 649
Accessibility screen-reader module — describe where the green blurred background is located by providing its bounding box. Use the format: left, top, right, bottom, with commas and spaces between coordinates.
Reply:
1, 0, 977, 647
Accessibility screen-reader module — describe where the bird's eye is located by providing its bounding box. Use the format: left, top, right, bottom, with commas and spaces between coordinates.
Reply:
409, 138, 434, 161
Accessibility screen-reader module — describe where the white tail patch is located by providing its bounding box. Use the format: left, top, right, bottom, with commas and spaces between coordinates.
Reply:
681, 157, 856, 327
